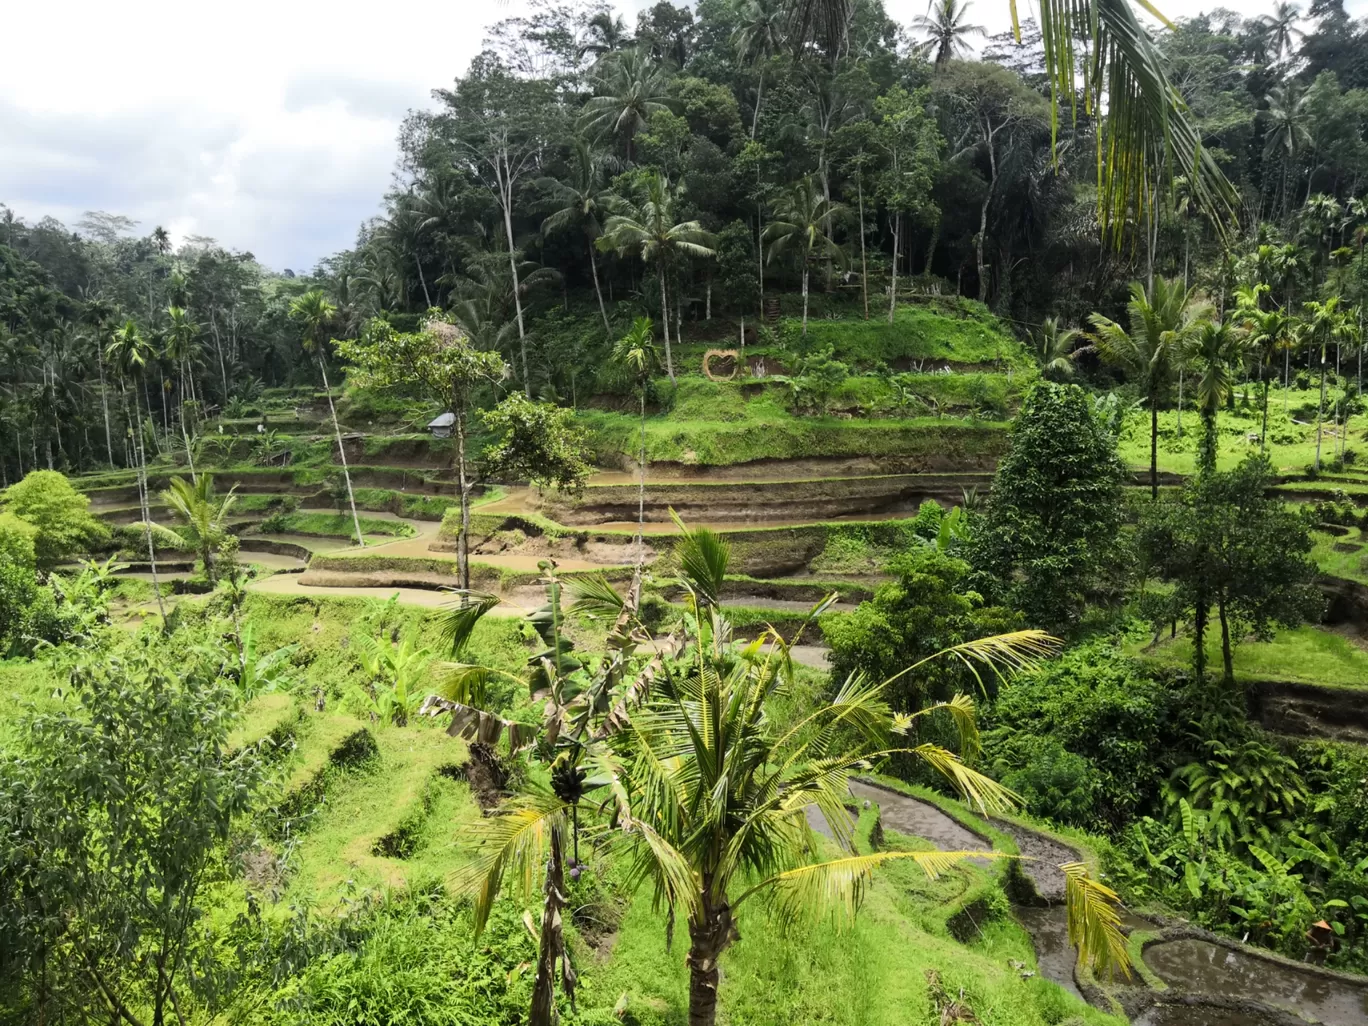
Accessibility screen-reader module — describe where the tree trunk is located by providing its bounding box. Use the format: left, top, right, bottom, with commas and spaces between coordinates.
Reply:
1193, 587, 1208, 681
529, 827, 574, 1026
659, 266, 675, 381
317, 355, 365, 547
800, 266, 809, 337
416, 257, 432, 309
750, 70, 764, 140
589, 241, 611, 336
456, 404, 471, 601
756, 209, 765, 322
1316, 345, 1328, 471
637, 389, 647, 566
134, 390, 167, 622
500, 161, 530, 397
1218, 595, 1234, 686
96, 342, 114, 466
888, 215, 899, 324
1261, 375, 1270, 452
1177, 368, 1184, 438
977, 141, 994, 303
1150, 400, 1159, 499
857, 174, 868, 320
686, 892, 739, 1026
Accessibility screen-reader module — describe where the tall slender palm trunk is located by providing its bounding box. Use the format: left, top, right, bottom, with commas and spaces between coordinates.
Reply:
95, 344, 114, 466
888, 215, 900, 324
456, 405, 471, 604
1315, 346, 1328, 471
637, 389, 647, 565
1149, 401, 1159, 499
589, 241, 611, 336
857, 175, 869, 320
316, 355, 364, 546
658, 266, 675, 381
800, 266, 810, 337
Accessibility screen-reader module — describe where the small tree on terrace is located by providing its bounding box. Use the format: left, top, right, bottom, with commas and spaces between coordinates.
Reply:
971, 381, 1126, 632
336, 318, 506, 598
1138, 453, 1322, 684
481, 393, 594, 497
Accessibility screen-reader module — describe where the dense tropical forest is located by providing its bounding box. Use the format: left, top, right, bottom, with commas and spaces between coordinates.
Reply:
5, 0, 1368, 1024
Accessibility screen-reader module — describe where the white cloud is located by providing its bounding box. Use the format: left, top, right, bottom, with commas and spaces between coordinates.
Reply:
0, 0, 1350, 272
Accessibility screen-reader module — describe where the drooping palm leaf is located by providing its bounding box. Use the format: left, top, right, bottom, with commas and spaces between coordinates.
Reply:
436, 591, 501, 656
1027, 0, 1237, 240
1062, 861, 1133, 979
453, 794, 568, 934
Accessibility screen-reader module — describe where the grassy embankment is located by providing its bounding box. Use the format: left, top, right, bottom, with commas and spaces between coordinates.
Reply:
1128, 625, 1368, 687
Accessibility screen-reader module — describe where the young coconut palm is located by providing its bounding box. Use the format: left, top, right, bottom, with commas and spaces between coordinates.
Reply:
1087, 278, 1213, 498
456, 521, 1131, 1026
763, 178, 846, 337
156, 473, 238, 581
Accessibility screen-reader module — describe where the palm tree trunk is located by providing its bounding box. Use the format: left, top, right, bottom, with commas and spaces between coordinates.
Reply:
1316, 346, 1328, 471
800, 266, 809, 337
1150, 401, 1159, 499
317, 355, 365, 546
590, 242, 611, 336
888, 215, 899, 324
456, 404, 471, 603
637, 388, 646, 565
1193, 586, 1208, 681
96, 343, 114, 466
1177, 369, 1184, 438
687, 893, 737, 1026
659, 266, 675, 381
1218, 595, 1235, 686
857, 174, 868, 320
529, 827, 574, 1026
416, 258, 432, 309
750, 70, 764, 140
133, 394, 167, 622
1261, 375, 1270, 452
499, 158, 530, 397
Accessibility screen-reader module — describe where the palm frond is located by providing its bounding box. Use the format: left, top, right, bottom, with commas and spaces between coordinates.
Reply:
1062, 861, 1133, 980
567, 574, 625, 618
892, 630, 1059, 695
908, 743, 1020, 815
897, 693, 981, 761
452, 794, 567, 934
436, 592, 500, 656
670, 509, 730, 605
746, 849, 1007, 925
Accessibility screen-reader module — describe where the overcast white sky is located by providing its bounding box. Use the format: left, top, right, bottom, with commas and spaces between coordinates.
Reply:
0, 0, 1342, 272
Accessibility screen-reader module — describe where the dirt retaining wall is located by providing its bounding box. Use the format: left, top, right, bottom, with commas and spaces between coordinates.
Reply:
1247, 679, 1368, 743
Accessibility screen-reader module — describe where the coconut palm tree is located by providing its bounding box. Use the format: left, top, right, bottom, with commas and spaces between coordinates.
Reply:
289, 290, 363, 547
157, 473, 238, 580
163, 305, 201, 481
541, 139, 618, 335
763, 178, 846, 337
783, 0, 1234, 240
1261, 2, 1303, 59
579, 49, 676, 162
578, 10, 630, 64
599, 174, 716, 381
587, 522, 1125, 1026
1233, 285, 1292, 450
732, 0, 785, 138
1263, 83, 1314, 222
1031, 317, 1080, 379
1088, 278, 1213, 497
1303, 297, 1355, 472
912, 0, 985, 67
78, 293, 118, 466
1180, 320, 1250, 475
612, 317, 658, 560
105, 319, 166, 618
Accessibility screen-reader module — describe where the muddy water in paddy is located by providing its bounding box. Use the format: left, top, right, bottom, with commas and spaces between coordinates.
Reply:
1142, 938, 1368, 1026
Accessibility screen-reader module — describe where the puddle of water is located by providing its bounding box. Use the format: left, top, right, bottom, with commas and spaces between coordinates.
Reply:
1143, 938, 1368, 1026
1014, 905, 1084, 1000
1133, 1004, 1278, 1026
